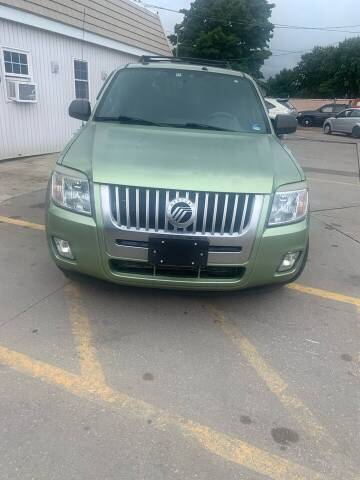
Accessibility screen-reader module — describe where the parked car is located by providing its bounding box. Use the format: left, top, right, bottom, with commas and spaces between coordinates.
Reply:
276, 98, 298, 116
323, 108, 360, 137
265, 97, 297, 120
46, 56, 308, 291
297, 103, 349, 127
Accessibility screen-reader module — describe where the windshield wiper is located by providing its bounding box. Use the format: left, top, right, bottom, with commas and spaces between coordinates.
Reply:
94, 117, 234, 131
94, 115, 162, 126
173, 122, 234, 132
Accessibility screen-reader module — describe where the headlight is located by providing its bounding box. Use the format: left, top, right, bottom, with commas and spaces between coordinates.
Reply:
268, 185, 308, 226
51, 168, 91, 215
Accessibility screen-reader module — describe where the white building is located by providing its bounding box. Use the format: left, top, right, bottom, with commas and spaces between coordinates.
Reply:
0, 0, 170, 160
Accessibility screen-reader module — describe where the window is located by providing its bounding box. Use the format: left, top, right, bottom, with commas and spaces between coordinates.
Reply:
95, 69, 270, 134
320, 105, 333, 113
3, 49, 29, 76
336, 110, 347, 118
350, 109, 360, 118
74, 60, 89, 99
334, 104, 348, 112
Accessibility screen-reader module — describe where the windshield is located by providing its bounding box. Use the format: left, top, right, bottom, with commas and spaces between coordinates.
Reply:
94, 68, 270, 134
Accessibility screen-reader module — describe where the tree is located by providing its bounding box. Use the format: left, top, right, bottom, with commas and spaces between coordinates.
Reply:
169, 0, 274, 78
267, 38, 360, 98
266, 68, 300, 97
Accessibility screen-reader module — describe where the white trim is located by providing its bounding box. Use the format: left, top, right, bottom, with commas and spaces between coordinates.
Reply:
0, 4, 159, 57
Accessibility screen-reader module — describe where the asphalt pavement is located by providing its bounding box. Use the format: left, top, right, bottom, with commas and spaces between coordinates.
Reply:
0, 128, 359, 480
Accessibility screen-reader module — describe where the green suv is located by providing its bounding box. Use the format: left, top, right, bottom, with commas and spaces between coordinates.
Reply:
46, 57, 309, 291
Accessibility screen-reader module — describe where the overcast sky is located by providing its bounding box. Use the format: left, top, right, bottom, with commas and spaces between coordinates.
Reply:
141, 0, 360, 78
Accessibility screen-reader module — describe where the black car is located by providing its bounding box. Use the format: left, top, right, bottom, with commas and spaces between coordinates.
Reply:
297, 103, 349, 127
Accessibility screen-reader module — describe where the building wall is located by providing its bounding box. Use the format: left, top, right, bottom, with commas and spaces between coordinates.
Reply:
0, 0, 170, 55
0, 18, 138, 160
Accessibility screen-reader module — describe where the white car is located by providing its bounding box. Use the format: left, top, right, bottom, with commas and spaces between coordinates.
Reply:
323, 108, 360, 138
265, 97, 297, 120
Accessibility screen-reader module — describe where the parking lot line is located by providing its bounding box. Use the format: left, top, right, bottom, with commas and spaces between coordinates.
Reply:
288, 283, 360, 312
65, 283, 107, 385
0, 215, 45, 231
206, 304, 338, 451
1, 216, 358, 478
0, 344, 333, 480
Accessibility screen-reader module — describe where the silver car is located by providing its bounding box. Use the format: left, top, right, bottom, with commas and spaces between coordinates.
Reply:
323, 108, 360, 138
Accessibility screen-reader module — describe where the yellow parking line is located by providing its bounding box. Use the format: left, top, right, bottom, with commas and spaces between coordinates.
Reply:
0, 344, 333, 480
288, 283, 360, 312
207, 304, 338, 451
65, 282, 107, 386
0, 215, 45, 231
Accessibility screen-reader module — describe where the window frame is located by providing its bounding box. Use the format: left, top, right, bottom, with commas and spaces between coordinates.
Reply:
73, 58, 90, 100
0, 45, 32, 79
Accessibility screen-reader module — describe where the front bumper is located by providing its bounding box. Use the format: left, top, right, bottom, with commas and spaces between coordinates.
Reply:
46, 186, 309, 291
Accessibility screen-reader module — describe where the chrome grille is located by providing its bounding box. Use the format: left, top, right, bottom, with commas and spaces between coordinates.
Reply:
107, 186, 256, 236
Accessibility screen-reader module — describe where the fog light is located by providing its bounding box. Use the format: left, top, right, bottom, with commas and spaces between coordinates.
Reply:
278, 252, 300, 272
53, 237, 74, 260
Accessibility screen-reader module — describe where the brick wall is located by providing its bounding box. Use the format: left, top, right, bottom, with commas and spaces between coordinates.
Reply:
289, 99, 350, 111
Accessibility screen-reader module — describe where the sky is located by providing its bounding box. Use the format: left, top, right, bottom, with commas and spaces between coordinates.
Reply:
136, 0, 360, 78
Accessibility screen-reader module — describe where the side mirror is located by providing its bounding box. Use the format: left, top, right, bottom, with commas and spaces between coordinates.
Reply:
273, 114, 297, 135
69, 99, 91, 121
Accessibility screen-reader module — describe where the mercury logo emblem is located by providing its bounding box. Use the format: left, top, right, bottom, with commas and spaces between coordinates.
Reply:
167, 197, 196, 228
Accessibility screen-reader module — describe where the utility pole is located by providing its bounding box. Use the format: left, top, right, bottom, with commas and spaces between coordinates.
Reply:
176, 32, 179, 57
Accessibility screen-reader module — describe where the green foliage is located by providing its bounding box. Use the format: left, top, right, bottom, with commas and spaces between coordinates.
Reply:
267, 38, 360, 98
168, 0, 274, 78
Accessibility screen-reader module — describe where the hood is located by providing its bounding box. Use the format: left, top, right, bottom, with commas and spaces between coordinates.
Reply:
61, 123, 303, 194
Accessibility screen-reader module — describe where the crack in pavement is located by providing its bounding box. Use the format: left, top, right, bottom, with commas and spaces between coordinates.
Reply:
0, 283, 69, 330
311, 214, 360, 246
0, 187, 47, 205
311, 204, 360, 213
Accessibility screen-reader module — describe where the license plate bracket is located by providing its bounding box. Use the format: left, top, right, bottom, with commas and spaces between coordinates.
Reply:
148, 238, 209, 268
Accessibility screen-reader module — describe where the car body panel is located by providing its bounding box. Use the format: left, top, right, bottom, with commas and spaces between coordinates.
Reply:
324, 108, 360, 134
298, 103, 349, 126
46, 60, 309, 291
60, 122, 303, 194
265, 97, 292, 120
46, 189, 309, 291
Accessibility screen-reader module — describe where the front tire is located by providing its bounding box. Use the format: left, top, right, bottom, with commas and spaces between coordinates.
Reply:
324, 124, 332, 135
301, 116, 313, 127
352, 126, 360, 138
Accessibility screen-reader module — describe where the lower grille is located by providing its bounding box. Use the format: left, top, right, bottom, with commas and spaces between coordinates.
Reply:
107, 185, 256, 236
109, 259, 245, 279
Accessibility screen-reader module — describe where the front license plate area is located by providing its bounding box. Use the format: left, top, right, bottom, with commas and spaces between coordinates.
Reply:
148, 238, 209, 268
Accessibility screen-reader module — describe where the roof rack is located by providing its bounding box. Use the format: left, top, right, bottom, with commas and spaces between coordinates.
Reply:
140, 56, 232, 69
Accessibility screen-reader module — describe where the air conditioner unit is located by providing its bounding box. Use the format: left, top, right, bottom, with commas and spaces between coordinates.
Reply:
6, 80, 37, 103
